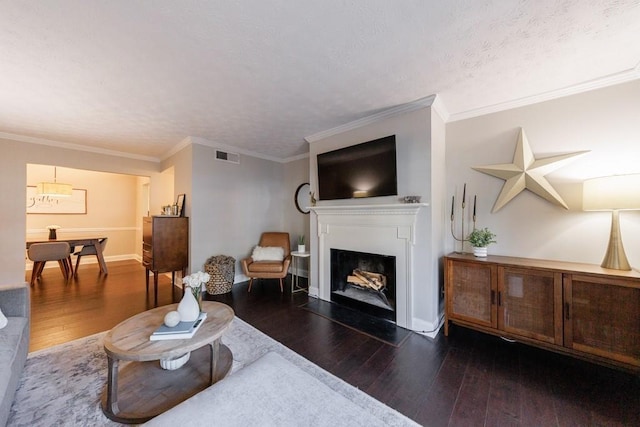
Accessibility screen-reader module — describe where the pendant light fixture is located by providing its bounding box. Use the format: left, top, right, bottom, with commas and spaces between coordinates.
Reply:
36, 166, 73, 197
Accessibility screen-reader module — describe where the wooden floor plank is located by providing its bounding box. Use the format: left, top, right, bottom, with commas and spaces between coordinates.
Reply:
447, 333, 495, 426
485, 341, 522, 425
413, 344, 474, 426
28, 261, 640, 426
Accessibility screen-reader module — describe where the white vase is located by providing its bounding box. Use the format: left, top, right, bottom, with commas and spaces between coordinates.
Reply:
160, 352, 190, 370
177, 286, 200, 322
473, 246, 488, 257
298, 244, 306, 253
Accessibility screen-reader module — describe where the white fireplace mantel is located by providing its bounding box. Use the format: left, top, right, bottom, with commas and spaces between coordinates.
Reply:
310, 203, 428, 216
311, 203, 428, 329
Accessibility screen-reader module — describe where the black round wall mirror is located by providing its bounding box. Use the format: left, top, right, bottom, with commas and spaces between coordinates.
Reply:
294, 183, 311, 214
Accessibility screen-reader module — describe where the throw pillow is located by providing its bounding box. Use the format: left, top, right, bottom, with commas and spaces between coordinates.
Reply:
0, 308, 7, 329
251, 246, 285, 262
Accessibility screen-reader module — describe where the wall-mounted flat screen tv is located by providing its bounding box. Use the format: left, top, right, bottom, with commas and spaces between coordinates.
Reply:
317, 135, 397, 200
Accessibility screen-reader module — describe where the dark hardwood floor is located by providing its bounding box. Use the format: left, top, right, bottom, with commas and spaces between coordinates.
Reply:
29, 260, 640, 426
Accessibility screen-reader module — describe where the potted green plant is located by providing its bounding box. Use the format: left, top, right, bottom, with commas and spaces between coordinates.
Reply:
297, 235, 306, 253
468, 227, 497, 257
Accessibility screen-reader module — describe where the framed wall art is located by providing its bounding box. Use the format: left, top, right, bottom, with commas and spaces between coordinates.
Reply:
176, 193, 186, 217
26, 186, 87, 214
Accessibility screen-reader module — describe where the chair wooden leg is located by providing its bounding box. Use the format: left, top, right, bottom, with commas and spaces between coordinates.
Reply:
248, 278, 254, 292
66, 257, 73, 277
58, 260, 69, 280
279, 278, 283, 293
30, 264, 39, 286
75, 255, 82, 276
35, 261, 45, 278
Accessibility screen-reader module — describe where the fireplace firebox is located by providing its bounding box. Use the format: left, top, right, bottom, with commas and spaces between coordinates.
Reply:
330, 248, 396, 322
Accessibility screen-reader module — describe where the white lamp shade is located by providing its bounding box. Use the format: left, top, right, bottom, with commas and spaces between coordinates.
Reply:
582, 174, 640, 211
36, 182, 73, 197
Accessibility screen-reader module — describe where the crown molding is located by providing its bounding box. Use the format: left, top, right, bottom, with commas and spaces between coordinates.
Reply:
305, 95, 439, 143
283, 152, 309, 163
160, 136, 193, 160
187, 136, 287, 163
430, 94, 450, 122
448, 64, 640, 122
166, 136, 310, 164
0, 131, 160, 162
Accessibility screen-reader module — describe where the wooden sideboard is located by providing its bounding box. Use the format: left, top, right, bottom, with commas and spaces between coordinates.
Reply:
143, 216, 189, 304
444, 253, 640, 371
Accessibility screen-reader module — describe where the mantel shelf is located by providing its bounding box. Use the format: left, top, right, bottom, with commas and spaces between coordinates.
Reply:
310, 203, 428, 216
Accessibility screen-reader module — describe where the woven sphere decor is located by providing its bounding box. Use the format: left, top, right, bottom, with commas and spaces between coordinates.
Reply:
205, 255, 236, 295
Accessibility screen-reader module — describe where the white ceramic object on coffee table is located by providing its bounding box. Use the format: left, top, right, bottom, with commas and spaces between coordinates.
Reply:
160, 352, 190, 370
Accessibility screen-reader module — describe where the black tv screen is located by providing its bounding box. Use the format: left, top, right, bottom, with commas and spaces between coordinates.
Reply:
317, 135, 397, 200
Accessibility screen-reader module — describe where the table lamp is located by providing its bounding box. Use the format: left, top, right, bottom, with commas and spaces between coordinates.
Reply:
582, 174, 640, 270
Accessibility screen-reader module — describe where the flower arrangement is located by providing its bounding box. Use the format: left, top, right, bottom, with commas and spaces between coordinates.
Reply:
298, 235, 305, 245
182, 271, 210, 307
468, 227, 497, 248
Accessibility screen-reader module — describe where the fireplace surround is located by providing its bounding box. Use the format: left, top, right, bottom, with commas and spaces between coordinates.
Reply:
311, 203, 427, 329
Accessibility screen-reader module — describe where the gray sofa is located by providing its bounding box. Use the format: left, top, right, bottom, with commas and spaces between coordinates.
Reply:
0, 284, 30, 427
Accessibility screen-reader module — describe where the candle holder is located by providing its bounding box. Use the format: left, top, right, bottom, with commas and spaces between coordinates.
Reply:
450, 183, 477, 253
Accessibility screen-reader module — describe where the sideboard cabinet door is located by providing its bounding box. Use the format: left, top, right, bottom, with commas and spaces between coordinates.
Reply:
445, 258, 497, 333
564, 274, 640, 368
498, 267, 563, 345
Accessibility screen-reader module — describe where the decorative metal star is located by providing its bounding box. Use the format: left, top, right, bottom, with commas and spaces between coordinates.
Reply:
473, 128, 589, 212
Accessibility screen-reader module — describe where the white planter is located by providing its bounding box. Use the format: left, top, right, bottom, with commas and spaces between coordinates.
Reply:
473, 246, 488, 257
297, 244, 306, 253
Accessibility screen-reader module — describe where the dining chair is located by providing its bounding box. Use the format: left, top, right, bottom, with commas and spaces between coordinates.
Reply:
74, 238, 108, 276
27, 242, 72, 285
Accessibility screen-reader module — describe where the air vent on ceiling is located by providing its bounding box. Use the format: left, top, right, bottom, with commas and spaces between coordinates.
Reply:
215, 149, 240, 164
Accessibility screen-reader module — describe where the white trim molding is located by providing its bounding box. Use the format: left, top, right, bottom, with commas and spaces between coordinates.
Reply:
311, 203, 428, 329
448, 65, 640, 122
0, 132, 159, 163
305, 96, 441, 143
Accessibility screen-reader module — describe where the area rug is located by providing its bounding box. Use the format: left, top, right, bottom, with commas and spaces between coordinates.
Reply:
8, 317, 419, 426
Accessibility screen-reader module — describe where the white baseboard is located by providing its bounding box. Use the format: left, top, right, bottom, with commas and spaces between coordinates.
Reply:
25, 254, 139, 271
411, 313, 445, 338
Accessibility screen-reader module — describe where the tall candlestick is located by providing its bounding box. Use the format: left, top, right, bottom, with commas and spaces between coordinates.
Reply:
451, 196, 455, 219
462, 183, 466, 207
473, 195, 477, 217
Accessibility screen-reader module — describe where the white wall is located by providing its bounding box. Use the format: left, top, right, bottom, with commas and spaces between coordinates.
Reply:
284, 157, 311, 268
1, 135, 310, 288
185, 143, 290, 279
445, 80, 640, 267
308, 105, 446, 331
0, 137, 165, 287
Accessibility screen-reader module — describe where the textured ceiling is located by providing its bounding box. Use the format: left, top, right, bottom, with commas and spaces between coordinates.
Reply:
1, 1, 639, 161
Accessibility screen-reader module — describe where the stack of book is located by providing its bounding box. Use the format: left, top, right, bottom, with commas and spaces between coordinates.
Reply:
150, 312, 207, 341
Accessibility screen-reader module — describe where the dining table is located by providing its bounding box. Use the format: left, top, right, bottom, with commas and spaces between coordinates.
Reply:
26, 236, 109, 275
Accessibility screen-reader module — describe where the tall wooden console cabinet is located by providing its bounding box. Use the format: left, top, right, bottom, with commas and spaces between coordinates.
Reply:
444, 253, 640, 371
143, 216, 189, 304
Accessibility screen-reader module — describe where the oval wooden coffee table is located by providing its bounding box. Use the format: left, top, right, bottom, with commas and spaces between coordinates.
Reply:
101, 301, 235, 424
